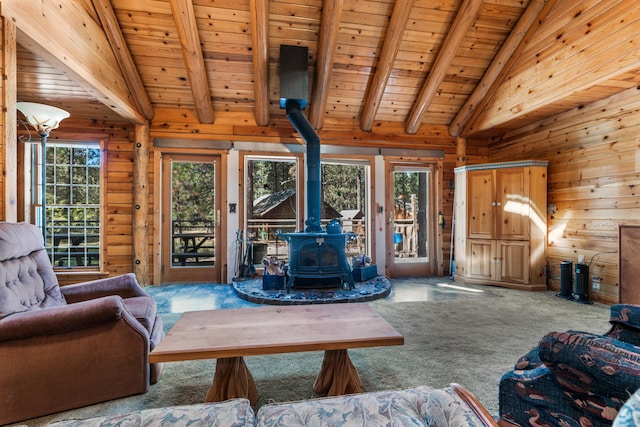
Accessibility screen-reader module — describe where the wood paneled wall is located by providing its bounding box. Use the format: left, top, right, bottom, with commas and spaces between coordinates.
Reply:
490, 85, 640, 304
49, 120, 142, 284
46, 112, 491, 285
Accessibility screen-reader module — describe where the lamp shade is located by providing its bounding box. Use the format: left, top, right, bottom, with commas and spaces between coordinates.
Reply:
17, 102, 70, 137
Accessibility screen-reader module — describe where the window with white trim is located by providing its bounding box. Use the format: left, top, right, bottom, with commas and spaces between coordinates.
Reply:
41, 142, 101, 268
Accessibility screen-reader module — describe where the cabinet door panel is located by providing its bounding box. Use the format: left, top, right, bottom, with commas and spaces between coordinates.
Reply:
467, 170, 494, 239
468, 239, 494, 280
498, 241, 529, 284
496, 168, 529, 240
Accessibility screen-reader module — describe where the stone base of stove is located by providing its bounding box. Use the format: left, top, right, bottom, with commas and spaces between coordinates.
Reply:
232, 275, 391, 305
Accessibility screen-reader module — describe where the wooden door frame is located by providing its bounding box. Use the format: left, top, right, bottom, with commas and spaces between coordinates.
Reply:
384, 157, 444, 277
152, 148, 228, 285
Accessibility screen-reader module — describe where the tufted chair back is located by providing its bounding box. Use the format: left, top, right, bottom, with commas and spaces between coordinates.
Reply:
0, 222, 66, 318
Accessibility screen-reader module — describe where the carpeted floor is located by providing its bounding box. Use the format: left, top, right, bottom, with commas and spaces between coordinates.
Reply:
14, 282, 612, 426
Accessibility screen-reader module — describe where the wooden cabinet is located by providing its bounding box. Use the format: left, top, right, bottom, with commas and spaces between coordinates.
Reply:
454, 161, 547, 291
467, 167, 530, 240
468, 239, 529, 284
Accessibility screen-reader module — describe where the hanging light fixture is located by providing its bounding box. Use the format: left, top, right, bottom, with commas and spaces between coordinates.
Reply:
16, 102, 70, 243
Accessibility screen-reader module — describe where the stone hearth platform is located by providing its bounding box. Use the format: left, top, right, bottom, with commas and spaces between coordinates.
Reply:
233, 275, 391, 305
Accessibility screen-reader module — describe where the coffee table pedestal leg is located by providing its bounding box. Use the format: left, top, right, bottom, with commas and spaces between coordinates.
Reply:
313, 349, 362, 396
206, 357, 259, 405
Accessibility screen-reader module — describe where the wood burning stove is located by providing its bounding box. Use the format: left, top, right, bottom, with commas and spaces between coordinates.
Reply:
278, 231, 355, 289
278, 45, 355, 290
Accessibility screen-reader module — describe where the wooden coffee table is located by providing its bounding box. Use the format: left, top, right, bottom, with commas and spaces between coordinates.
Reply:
149, 303, 404, 405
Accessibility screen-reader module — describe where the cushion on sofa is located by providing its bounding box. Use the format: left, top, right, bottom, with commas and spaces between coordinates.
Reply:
255, 385, 489, 427
538, 331, 640, 400
46, 399, 255, 427
499, 364, 624, 425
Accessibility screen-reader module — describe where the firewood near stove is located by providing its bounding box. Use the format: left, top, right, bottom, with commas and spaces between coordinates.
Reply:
262, 257, 285, 276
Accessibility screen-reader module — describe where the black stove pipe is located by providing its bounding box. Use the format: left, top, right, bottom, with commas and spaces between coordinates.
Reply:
285, 99, 322, 232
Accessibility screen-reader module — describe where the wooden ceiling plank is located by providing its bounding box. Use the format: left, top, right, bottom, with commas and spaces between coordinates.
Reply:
169, 0, 215, 124
4, 0, 144, 123
449, 0, 556, 137
309, 0, 343, 129
91, 0, 154, 121
477, 3, 640, 125
250, 0, 270, 126
480, 42, 640, 133
515, 0, 617, 65
404, 0, 483, 134
359, 0, 414, 132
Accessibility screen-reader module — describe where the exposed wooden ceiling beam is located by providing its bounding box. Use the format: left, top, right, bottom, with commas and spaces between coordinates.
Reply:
250, 0, 269, 126
309, 0, 343, 130
2, 0, 144, 123
92, 0, 154, 121
405, 0, 482, 134
360, 0, 413, 132
449, 0, 556, 137
169, 0, 215, 124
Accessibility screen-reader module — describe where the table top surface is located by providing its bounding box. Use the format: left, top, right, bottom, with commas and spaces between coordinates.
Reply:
149, 303, 404, 362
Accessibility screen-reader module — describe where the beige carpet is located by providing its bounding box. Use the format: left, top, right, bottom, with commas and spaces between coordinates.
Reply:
16, 285, 611, 426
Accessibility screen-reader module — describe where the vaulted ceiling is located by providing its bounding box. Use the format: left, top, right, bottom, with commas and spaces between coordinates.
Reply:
9, 0, 640, 139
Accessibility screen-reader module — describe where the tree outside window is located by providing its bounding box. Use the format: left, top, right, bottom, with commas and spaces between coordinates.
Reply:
45, 143, 101, 268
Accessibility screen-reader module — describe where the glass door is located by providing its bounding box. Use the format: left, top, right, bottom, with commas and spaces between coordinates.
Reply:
161, 153, 221, 283
245, 156, 300, 272
320, 160, 370, 260
386, 164, 437, 277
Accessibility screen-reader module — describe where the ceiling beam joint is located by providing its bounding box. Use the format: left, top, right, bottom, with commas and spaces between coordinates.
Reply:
449, 0, 557, 137
309, 0, 343, 130
405, 0, 483, 135
170, 0, 215, 124
360, 0, 414, 132
92, 0, 154, 121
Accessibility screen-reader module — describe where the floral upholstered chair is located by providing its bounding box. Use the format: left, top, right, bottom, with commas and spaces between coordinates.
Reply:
499, 304, 640, 426
614, 387, 640, 426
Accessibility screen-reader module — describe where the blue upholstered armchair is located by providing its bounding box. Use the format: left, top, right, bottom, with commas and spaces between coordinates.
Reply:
499, 304, 640, 426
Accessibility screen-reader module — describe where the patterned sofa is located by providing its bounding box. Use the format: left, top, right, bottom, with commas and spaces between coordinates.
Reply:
499, 304, 640, 426
46, 384, 499, 426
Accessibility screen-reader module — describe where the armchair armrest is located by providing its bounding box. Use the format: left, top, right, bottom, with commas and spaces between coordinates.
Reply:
450, 383, 498, 427
608, 304, 640, 346
61, 272, 147, 303
538, 331, 640, 399
0, 296, 147, 342
610, 304, 640, 330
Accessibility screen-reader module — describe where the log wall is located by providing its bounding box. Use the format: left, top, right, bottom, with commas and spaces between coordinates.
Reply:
46, 111, 489, 285
49, 120, 143, 285
489, 85, 640, 304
